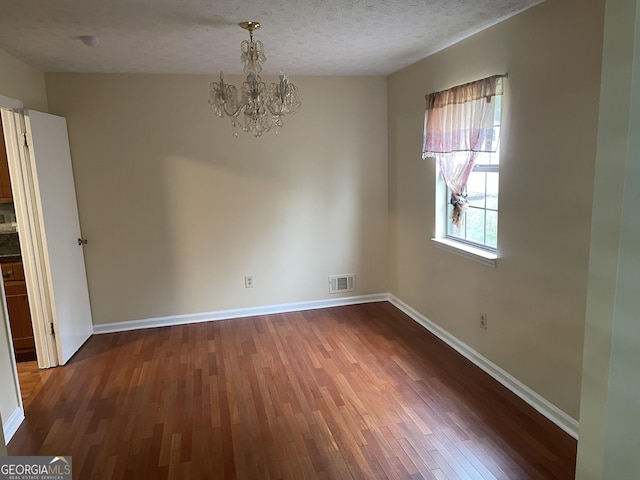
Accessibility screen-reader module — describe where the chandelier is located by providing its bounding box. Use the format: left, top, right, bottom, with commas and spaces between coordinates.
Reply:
209, 21, 301, 137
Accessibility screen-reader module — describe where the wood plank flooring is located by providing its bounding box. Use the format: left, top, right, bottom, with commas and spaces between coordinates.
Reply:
16, 360, 54, 410
9, 302, 576, 479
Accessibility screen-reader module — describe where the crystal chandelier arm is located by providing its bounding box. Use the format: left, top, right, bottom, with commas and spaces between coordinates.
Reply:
266, 75, 301, 117
222, 103, 243, 118
209, 72, 244, 118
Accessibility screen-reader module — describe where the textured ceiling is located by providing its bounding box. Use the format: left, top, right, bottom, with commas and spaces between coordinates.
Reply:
0, 0, 542, 76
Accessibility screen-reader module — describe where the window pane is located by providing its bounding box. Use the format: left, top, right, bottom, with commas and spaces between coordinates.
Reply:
474, 151, 496, 165
490, 127, 500, 165
466, 171, 486, 208
491, 97, 502, 165
486, 210, 498, 248
486, 172, 499, 210
493, 96, 502, 124
466, 208, 485, 244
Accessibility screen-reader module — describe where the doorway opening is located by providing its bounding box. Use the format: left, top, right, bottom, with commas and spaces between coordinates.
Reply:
0, 119, 37, 365
0, 115, 40, 409
0, 99, 94, 446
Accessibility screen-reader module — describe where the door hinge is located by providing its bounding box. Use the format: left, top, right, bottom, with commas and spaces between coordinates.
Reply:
23, 132, 28, 147
50, 322, 55, 336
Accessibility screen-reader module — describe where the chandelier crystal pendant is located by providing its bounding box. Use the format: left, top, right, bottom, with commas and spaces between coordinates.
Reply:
209, 21, 301, 137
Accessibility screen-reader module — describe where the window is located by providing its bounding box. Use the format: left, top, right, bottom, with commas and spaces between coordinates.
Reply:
423, 75, 505, 261
446, 95, 501, 251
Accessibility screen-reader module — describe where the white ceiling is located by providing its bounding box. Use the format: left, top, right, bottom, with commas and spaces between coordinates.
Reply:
0, 0, 542, 76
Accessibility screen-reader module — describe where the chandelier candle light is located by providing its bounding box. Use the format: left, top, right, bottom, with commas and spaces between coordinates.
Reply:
209, 21, 301, 137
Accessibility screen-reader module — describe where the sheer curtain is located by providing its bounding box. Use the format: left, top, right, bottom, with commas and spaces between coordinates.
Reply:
422, 75, 504, 226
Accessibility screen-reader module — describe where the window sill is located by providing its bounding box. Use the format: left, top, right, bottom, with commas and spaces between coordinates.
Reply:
431, 238, 497, 268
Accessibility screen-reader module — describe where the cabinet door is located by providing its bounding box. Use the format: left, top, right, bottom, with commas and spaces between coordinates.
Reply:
1, 263, 14, 281
6, 284, 35, 353
13, 261, 24, 281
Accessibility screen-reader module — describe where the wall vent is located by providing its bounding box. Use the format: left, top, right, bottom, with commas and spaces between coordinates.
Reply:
328, 274, 356, 294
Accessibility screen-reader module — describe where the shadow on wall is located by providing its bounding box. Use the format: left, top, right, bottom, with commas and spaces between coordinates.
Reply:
48, 74, 388, 325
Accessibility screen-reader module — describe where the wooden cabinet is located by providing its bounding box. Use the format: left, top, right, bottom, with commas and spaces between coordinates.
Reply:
0, 121, 12, 202
3, 260, 35, 362
2, 261, 23, 281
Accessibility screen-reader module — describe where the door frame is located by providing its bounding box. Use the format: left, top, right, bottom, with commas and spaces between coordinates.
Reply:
0, 94, 58, 368
0, 95, 25, 439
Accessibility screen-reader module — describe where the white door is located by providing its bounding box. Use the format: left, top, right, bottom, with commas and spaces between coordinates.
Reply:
24, 110, 93, 365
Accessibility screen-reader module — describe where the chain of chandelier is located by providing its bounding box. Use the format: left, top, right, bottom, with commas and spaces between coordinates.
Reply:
209, 21, 301, 137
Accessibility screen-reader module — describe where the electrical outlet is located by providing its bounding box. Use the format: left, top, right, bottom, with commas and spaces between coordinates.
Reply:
244, 276, 254, 288
480, 313, 488, 330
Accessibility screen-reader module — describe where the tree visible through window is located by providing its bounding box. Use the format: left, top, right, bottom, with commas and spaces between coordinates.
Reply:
423, 75, 505, 253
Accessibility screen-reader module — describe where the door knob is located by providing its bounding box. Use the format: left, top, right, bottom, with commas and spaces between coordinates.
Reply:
77, 238, 88, 246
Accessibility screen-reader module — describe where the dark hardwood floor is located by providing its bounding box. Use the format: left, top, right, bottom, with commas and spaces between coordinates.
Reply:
9, 302, 576, 479
16, 360, 53, 410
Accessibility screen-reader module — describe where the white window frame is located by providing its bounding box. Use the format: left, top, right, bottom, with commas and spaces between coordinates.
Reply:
432, 178, 498, 268
432, 132, 501, 268
445, 163, 499, 251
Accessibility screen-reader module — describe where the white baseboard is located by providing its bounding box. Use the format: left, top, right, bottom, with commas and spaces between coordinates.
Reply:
3, 406, 24, 443
93, 294, 389, 334
388, 294, 579, 439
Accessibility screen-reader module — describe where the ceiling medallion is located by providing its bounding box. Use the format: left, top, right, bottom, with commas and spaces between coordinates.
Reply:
209, 21, 301, 137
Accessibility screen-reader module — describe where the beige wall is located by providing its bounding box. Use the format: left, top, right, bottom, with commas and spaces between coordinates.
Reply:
0, 48, 48, 111
387, 0, 605, 420
0, 47, 49, 445
45, 74, 389, 325
577, 0, 640, 477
